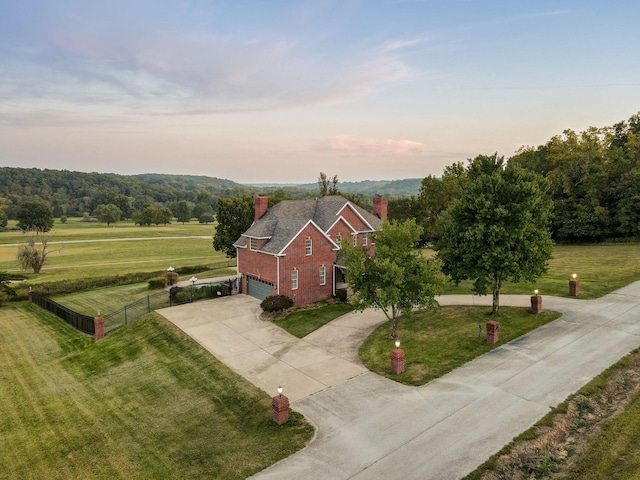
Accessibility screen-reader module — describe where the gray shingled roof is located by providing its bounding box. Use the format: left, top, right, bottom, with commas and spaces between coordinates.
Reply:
234, 195, 383, 256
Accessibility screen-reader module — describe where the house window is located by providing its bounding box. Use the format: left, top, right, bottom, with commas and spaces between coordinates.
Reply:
305, 238, 312, 255
291, 269, 298, 290
352, 234, 357, 246
319, 265, 326, 285
250, 238, 258, 250
362, 233, 368, 246
336, 233, 342, 248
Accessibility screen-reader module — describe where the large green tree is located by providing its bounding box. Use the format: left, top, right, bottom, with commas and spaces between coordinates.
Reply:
93, 204, 122, 226
213, 195, 255, 258
16, 200, 54, 233
342, 219, 448, 338
436, 154, 553, 315
174, 200, 193, 224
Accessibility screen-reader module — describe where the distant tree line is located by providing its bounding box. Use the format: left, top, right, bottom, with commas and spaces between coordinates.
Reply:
388, 112, 640, 244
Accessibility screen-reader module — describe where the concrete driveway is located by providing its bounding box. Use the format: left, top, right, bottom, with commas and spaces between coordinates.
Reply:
157, 295, 383, 402
158, 284, 640, 479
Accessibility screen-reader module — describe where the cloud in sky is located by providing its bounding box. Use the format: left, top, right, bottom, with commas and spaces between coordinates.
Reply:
320, 135, 426, 157
0, 1, 419, 120
1, 0, 640, 183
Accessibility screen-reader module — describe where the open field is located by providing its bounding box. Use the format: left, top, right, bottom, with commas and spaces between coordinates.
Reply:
0, 303, 314, 479
433, 243, 640, 299
0, 219, 235, 285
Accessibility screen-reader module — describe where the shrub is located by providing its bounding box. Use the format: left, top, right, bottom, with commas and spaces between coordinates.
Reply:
261, 295, 294, 312
148, 277, 167, 289
335, 288, 348, 302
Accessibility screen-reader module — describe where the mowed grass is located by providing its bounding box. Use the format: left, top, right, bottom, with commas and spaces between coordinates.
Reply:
360, 306, 561, 386
274, 303, 355, 338
0, 218, 216, 244
0, 220, 234, 285
430, 243, 640, 299
0, 303, 314, 479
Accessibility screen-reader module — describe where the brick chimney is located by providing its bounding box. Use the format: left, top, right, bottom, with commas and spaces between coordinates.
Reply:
373, 197, 387, 220
254, 196, 269, 221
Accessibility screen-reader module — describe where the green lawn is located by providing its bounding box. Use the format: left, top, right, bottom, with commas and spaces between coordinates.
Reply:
0, 303, 313, 479
274, 303, 355, 338
359, 306, 561, 386
428, 243, 640, 299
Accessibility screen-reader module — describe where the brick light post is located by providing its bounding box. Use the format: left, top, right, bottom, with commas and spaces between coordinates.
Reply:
272, 386, 290, 425
569, 273, 580, 296
486, 321, 500, 344
390, 339, 405, 374
531, 289, 542, 314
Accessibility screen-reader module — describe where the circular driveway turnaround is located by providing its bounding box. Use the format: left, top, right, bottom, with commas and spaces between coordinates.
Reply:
159, 283, 640, 479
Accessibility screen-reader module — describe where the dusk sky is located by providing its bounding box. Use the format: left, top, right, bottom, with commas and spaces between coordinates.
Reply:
1, 1, 639, 184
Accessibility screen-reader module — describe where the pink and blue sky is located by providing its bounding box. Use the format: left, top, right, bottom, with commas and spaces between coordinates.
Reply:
1, 0, 639, 183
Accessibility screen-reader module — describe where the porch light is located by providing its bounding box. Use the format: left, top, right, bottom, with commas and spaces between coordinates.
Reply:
277, 385, 283, 397
572, 273, 577, 279
534, 289, 539, 296
395, 339, 400, 349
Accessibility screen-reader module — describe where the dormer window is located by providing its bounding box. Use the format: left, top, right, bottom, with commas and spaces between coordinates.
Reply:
250, 238, 258, 251
305, 238, 312, 255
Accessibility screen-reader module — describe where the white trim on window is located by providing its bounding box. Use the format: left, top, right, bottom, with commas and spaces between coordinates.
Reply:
305, 238, 312, 255
352, 233, 357, 246
362, 233, 368, 246
319, 265, 326, 285
336, 233, 342, 248
291, 269, 298, 290
250, 238, 258, 250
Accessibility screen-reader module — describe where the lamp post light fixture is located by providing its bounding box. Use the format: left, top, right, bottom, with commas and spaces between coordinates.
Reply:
391, 338, 405, 374
569, 273, 580, 296
190, 276, 197, 301
272, 385, 289, 424
167, 266, 175, 286
531, 288, 542, 314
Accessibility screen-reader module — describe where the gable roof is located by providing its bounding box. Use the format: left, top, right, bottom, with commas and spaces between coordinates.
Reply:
234, 195, 383, 255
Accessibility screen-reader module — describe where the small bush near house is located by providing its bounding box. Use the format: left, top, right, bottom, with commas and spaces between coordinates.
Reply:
148, 277, 167, 289
261, 295, 294, 312
335, 288, 348, 302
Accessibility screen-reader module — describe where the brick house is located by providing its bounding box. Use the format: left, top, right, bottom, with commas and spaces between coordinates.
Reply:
234, 195, 387, 306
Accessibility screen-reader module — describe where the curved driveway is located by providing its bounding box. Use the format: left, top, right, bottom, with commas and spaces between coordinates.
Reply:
158, 282, 640, 479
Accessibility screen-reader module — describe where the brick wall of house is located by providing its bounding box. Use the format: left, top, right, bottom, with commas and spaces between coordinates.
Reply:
237, 243, 278, 295
278, 224, 337, 306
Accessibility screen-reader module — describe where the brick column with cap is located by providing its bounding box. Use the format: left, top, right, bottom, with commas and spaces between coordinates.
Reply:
390, 348, 405, 374
486, 320, 500, 344
569, 278, 580, 296
272, 393, 290, 425
94, 316, 105, 341
531, 294, 542, 314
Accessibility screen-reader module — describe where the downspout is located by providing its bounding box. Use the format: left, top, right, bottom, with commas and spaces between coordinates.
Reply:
277, 256, 280, 295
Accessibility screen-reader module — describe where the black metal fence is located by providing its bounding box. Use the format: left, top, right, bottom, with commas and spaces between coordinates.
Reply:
30, 280, 235, 337
30, 291, 95, 335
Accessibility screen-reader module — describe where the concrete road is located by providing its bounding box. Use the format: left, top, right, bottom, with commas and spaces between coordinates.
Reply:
159, 283, 640, 479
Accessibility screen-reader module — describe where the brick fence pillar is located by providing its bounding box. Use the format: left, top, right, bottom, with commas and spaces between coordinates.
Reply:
486, 320, 500, 344
569, 278, 580, 296
531, 294, 542, 314
390, 348, 405, 374
94, 316, 105, 341
272, 393, 290, 425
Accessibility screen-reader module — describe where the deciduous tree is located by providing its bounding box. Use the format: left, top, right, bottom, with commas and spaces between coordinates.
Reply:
342, 219, 448, 338
93, 204, 122, 226
436, 154, 553, 315
16, 200, 54, 233
213, 195, 254, 258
